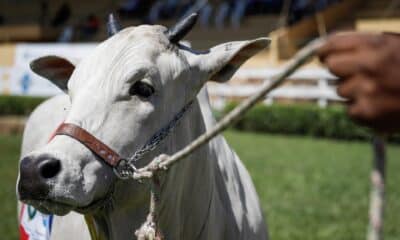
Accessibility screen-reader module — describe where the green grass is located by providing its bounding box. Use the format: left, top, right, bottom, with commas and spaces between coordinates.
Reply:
225, 131, 400, 240
1, 131, 400, 239
0, 134, 21, 240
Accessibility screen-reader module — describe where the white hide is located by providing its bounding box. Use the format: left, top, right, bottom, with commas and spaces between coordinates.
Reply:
18, 24, 270, 240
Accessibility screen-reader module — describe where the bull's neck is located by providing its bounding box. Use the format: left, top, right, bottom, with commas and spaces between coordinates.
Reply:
84, 180, 151, 239
156, 99, 215, 239
85, 99, 215, 240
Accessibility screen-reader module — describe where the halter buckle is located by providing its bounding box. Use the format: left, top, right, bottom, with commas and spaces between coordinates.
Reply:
113, 158, 137, 180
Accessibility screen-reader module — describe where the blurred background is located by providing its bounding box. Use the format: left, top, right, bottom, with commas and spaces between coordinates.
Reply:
0, 0, 400, 239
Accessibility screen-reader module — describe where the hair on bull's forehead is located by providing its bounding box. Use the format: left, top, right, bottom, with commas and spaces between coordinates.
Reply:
68, 24, 188, 93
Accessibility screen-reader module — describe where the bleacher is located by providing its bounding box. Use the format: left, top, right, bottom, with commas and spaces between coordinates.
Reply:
1, 0, 398, 42
0, 0, 281, 49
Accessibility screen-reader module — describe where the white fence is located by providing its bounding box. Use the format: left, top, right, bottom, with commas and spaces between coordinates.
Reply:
207, 67, 342, 109
1, 43, 341, 110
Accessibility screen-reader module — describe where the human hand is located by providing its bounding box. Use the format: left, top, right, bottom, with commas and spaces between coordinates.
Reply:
318, 32, 400, 132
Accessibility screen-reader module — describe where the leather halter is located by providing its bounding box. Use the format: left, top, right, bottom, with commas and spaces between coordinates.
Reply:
54, 123, 122, 167
52, 100, 193, 179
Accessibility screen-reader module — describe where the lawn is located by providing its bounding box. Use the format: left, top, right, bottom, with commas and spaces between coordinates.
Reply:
0, 134, 21, 240
1, 131, 400, 239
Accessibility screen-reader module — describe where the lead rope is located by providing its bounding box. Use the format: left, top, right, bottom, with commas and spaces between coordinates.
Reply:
135, 176, 164, 240
123, 38, 387, 240
131, 38, 325, 181
131, 38, 325, 240
114, 101, 194, 240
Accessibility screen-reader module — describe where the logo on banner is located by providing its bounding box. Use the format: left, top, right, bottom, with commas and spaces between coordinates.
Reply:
20, 72, 32, 94
19, 204, 53, 240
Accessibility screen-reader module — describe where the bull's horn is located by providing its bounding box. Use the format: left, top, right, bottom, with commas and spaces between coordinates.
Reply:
166, 13, 198, 43
107, 13, 122, 37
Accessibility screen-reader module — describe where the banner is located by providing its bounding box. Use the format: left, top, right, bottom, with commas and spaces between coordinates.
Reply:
19, 203, 53, 240
1, 43, 97, 96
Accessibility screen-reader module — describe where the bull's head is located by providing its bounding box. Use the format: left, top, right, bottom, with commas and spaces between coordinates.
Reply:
17, 14, 270, 215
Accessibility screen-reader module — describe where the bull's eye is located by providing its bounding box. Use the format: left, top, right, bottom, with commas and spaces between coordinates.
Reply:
129, 81, 155, 98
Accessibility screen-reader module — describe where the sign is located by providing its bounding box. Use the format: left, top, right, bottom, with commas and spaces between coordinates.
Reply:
0, 43, 97, 96
19, 203, 53, 240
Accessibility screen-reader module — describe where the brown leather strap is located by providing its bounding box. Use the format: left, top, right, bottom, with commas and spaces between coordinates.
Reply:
54, 123, 122, 167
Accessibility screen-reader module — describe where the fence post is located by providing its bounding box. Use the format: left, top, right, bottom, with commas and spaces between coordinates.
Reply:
264, 97, 274, 105
317, 78, 328, 108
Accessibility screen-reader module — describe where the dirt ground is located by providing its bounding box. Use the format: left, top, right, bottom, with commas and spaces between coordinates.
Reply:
0, 116, 26, 135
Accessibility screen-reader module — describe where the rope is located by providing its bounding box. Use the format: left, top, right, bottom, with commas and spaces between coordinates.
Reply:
129, 37, 324, 240
132, 38, 325, 180
131, 36, 387, 240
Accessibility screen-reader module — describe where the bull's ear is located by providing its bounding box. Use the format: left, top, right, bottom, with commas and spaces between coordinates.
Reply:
30, 56, 75, 91
197, 38, 270, 82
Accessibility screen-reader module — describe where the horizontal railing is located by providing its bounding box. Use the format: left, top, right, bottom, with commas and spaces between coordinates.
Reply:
208, 67, 342, 109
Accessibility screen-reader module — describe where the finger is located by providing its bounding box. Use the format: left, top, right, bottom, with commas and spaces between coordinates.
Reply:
324, 53, 363, 78
325, 48, 385, 78
318, 33, 381, 61
347, 94, 384, 127
336, 75, 363, 99
346, 89, 400, 131
347, 97, 376, 124
318, 33, 363, 60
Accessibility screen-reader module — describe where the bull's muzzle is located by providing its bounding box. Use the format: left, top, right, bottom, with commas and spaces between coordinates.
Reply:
18, 154, 61, 201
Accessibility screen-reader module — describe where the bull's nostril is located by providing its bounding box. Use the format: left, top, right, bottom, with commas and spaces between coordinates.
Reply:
39, 159, 61, 179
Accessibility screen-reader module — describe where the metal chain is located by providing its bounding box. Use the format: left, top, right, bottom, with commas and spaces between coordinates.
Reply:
114, 100, 194, 179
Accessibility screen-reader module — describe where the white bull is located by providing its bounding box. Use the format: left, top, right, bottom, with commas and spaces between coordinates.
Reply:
17, 14, 270, 240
